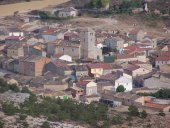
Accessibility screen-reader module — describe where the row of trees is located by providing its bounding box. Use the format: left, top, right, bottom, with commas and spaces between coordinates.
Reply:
137, 88, 170, 99
112, 0, 145, 14
2, 96, 108, 127
91, 0, 109, 8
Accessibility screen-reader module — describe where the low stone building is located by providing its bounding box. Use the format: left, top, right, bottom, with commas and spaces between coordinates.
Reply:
7, 44, 24, 58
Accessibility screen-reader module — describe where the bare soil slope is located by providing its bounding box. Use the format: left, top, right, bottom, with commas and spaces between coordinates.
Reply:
0, 0, 69, 17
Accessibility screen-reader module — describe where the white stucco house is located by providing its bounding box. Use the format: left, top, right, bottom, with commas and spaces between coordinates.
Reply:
58, 7, 78, 18
114, 76, 133, 92
7, 27, 24, 37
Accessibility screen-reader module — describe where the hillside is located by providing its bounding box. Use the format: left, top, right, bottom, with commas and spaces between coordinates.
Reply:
0, 0, 31, 5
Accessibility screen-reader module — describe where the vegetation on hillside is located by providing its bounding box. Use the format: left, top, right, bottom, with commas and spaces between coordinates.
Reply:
137, 89, 170, 99
0, 78, 20, 93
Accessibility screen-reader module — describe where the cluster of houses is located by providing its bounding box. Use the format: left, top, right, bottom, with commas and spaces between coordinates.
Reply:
0, 10, 170, 113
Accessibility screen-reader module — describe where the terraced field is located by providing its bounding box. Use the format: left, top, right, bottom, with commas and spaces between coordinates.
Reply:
0, 0, 69, 17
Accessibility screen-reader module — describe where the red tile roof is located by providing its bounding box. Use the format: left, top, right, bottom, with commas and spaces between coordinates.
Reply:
129, 29, 141, 35
156, 56, 170, 61
64, 32, 79, 37
76, 81, 90, 86
5, 36, 25, 41
129, 60, 146, 65
144, 102, 168, 110
123, 45, 144, 54
125, 64, 140, 71
116, 54, 133, 59
87, 63, 112, 70
51, 60, 70, 70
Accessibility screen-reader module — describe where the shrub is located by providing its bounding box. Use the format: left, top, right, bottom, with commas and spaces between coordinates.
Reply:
116, 85, 126, 92
128, 105, 139, 116
140, 110, 147, 118
158, 110, 165, 116
19, 114, 27, 120
41, 121, 51, 128
112, 115, 123, 125
0, 120, 4, 128
2, 102, 19, 116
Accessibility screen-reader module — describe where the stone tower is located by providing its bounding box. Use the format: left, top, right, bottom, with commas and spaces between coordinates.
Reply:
80, 28, 96, 59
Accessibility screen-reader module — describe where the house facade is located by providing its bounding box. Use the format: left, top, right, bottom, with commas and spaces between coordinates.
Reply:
128, 29, 145, 41
7, 44, 24, 58
58, 7, 78, 18
47, 40, 81, 59
104, 37, 124, 50
87, 63, 113, 77
19, 55, 50, 76
7, 27, 24, 37
114, 76, 133, 92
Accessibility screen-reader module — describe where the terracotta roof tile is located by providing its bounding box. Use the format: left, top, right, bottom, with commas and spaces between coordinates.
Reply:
87, 63, 112, 70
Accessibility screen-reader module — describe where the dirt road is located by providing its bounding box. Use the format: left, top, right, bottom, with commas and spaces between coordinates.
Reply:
0, 0, 69, 17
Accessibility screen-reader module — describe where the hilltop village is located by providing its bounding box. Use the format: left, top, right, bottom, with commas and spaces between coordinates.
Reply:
0, 0, 170, 127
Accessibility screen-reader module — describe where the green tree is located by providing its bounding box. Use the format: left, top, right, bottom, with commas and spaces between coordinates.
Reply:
19, 114, 27, 120
100, 0, 109, 7
128, 105, 139, 116
22, 121, 29, 128
41, 121, 51, 128
112, 115, 123, 125
116, 85, 126, 92
2, 102, 18, 116
140, 110, 147, 118
0, 120, 4, 128
92, 0, 98, 8
9, 84, 20, 92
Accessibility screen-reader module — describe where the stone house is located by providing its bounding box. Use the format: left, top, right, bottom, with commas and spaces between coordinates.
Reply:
2, 59, 19, 73
104, 36, 125, 50
155, 56, 170, 68
0, 27, 8, 41
128, 60, 152, 71
47, 40, 81, 59
7, 44, 24, 58
45, 60, 72, 76
5, 36, 26, 44
101, 90, 143, 107
64, 32, 80, 42
27, 37, 44, 45
76, 81, 98, 96
19, 55, 50, 76
58, 7, 78, 18
151, 51, 170, 67
70, 64, 88, 78
87, 63, 113, 77
69, 86, 85, 99
124, 64, 151, 78
128, 29, 145, 41
41, 29, 58, 43
24, 44, 47, 57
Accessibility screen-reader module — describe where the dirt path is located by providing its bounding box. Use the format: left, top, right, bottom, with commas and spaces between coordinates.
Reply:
0, 0, 69, 17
